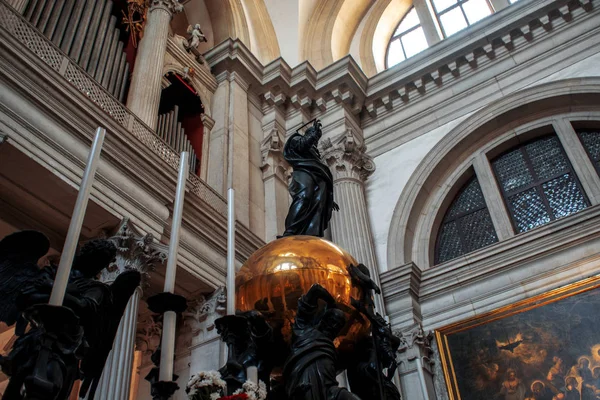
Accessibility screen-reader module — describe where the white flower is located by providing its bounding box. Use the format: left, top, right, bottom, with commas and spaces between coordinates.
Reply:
210, 393, 221, 400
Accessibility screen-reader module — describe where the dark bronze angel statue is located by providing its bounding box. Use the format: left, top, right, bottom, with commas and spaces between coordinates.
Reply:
0, 232, 141, 400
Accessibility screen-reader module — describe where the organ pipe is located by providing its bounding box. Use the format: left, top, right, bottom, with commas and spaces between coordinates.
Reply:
37, 0, 54, 32
107, 41, 123, 94
43, 0, 64, 39
86, 1, 112, 75
24, 0, 37, 20
52, 0, 74, 46
69, 0, 95, 62
96, 18, 117, 83
60, 0, 84, 53
24, 0, 130, 103
79, 0, 106, 70
30, 0, 44, 26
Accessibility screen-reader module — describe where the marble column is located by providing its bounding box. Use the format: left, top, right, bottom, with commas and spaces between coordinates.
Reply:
322, 129, 384, 312
7, 0, 28, 13
126, 0, 182, 129
394, 326, 437, 400
93, 218, 168, 400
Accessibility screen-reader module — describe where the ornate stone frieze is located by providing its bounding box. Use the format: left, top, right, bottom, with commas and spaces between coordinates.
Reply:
149, 0, 183, 14
322, 129, 375, 182
183, 287, 227, 340
100, 218, 168, 285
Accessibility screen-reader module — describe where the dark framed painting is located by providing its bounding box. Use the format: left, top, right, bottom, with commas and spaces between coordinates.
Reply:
437, 276, 600, 400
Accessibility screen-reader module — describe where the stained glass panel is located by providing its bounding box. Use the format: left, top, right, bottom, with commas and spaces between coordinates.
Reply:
508, 188, 551, 233
492, 150, 532, 192
525, 136, 568, 180
543, 173, 588, 219
578, 130, 600, 170
459, 209, 498, 253
447, 178, 486, 218
435, 177, 498, 264
437, 221, 463, 264
493, 134, 589, 234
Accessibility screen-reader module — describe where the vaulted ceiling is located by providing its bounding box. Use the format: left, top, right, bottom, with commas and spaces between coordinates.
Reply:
177, 0, 412, 75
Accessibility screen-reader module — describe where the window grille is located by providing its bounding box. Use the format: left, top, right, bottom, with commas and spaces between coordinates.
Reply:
491, 135, 589, 234
435, 177, 498, 264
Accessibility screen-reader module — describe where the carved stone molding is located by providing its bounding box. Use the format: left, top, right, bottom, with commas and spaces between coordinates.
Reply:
136, 313, 163, 356
183, 287, 227, 342
395, 325, 433, 355
322, 129, 375, 182
261, 128, 290, 181
100, 218, 168, 286
149, 0, 183, 14
0, 132, 7, 145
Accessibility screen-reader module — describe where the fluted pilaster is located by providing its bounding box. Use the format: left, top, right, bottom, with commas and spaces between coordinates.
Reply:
94, 288, 142, 400
126, 0, 182, 129
261, 127, 290, 241
322, 130, 383, 310
93, 218, 168, 400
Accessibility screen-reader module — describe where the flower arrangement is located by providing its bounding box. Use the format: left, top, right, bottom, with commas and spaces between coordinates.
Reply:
186, 370, 267, 400
186, 370, 226, 400
231, 380, 268, 400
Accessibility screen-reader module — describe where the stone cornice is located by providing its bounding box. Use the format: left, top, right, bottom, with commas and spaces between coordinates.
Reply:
205, 0, 595, 155
382, 203, 600, 330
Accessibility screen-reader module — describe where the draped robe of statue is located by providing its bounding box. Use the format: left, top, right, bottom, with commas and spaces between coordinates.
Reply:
283, 290, 360, 400
282, 121, 335, 237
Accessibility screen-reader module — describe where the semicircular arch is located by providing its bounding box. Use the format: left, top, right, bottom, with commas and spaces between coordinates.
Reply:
386, 78, 600, 271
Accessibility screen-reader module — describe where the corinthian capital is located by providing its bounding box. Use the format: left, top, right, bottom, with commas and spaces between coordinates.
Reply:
322, 129, 375, 182
149, 0, 183, 14
100, 218, 168, 286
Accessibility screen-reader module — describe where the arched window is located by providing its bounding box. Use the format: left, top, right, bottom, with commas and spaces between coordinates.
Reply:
435, 176, 498, 264
432, 0, 493, 37
386, 7, 429, 68
491, 135, 589, 234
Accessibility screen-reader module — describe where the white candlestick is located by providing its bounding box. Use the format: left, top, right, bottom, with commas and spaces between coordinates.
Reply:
226, 188, 236, 315
158, 151, 189, 382
163, 151, 189, 293
49, 127, 105, 306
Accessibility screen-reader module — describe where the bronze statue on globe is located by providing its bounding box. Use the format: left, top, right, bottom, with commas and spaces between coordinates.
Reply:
281, 119, 338, 237
215, 119, 399, 400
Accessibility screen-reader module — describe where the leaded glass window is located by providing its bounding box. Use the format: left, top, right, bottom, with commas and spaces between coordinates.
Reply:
492, 135, 589, 234
435, 177, 498, 264
386, 7, 429, 68
432, 0, 493, 37
577, 130, 600, 175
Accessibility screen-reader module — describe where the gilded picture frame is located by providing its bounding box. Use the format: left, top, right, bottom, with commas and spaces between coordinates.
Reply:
436, 276, 600, 400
